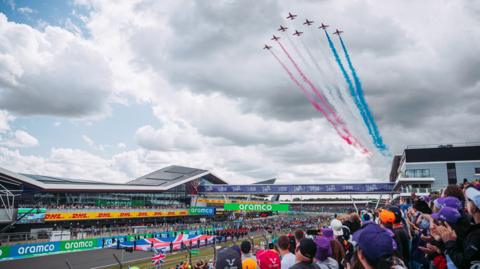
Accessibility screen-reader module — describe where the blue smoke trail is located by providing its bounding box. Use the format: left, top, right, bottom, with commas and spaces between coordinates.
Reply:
323, 30, 379, 151
338, 36, 388, 153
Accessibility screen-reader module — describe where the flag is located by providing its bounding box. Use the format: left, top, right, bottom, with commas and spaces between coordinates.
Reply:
152, 252, 166, 265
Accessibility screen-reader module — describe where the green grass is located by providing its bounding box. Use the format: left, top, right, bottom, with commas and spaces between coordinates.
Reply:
104, 236, 265, 269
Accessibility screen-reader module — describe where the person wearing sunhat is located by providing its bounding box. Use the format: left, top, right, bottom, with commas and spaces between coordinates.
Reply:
350, 223, 406, 269
441, 184, 480, 269
290, 238, 320, 269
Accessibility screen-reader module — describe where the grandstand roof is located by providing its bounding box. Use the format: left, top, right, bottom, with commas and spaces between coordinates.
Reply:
0, 165, 227, 192
254, 178, 276, 185
127, 165, 225, 187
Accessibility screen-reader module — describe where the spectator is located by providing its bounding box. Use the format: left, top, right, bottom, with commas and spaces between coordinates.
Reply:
443, 184, 480, 268
314, 236, 338, 269
256, 249, 280, 269
290, 238, 319, 269
351, 223, 406, 269
216, 248, 242, 269
276, 235, 296, 269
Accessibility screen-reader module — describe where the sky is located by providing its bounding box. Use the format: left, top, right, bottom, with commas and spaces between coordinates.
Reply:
0, 0, 479, 184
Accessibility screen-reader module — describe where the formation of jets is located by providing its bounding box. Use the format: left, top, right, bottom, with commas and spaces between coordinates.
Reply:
263, 13, 343, 49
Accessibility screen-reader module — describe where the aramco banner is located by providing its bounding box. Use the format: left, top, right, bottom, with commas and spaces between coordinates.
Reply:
224, 203, 289, 212
188, 207, 216, 216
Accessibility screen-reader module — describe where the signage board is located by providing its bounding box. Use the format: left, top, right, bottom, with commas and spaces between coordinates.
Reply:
44, 209, 189, 221
224, 203, 289, 212
189, 207, 216, 216
17, 208, 47, 224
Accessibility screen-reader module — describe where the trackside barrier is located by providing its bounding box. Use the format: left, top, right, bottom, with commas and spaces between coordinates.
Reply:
0, 228, 224, 262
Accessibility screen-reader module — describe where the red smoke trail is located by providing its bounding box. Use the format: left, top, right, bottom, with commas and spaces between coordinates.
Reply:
270, 50, 353, 146
276, 41, 369, 154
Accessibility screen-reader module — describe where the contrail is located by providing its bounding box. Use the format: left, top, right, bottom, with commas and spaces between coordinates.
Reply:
323, 30, 378, 151
269, 50, 354, 146
338, 35, 388, 153
275, 42, 369, 154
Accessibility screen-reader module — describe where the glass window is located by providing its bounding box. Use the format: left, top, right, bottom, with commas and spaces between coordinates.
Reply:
475, 168, 480, 174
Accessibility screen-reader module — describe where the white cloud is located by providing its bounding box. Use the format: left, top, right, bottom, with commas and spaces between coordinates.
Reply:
0, 130, 38, 148
17, 7, 35, 14
82, 134, 105, 151
0, 13, 113, 118
0, 110, 13, 133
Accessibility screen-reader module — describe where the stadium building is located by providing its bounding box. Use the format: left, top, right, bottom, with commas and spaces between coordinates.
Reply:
390, 143, 480, 198
0, 165, 235, 235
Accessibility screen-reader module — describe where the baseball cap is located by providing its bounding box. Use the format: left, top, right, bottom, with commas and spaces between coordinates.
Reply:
352, 223, 394, 263
297, 238, 317, 262
314, 236, 331, 262
465, 185, 480, 209
255, 250, 280, 269
379, 209, 396, 224
216, 248, 242, 269
434, 197, 462, 210
330, 219, 343, 236
432, 207, 461, 224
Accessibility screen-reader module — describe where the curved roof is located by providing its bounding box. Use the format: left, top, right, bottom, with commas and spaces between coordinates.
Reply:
0, 165, 227, 192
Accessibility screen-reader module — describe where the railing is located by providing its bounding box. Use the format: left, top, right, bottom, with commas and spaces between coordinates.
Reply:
407, 142, 480, 149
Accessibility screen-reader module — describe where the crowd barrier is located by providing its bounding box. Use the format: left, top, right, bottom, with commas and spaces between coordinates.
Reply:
0, 227, 222, 262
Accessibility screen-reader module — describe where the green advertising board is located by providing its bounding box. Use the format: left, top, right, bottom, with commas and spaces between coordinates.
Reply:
224, 203, 289, 212
61, 239, 97, 252
0, 246, 10, 259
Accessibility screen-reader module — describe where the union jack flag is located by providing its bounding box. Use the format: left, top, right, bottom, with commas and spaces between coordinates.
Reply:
152, 251, 166, 265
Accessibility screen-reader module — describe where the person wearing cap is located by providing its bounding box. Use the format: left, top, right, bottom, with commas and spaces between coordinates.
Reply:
276, 235, 296, 269
216, 247, 242, 269
291, 238, 321, 269
256, 249, 281, 269
314, 237, 338, 269
379, 207, 410, 266
351, 223, 406, 269
441, 184, 480, 269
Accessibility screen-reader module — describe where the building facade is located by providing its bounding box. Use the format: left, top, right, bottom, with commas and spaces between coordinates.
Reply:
391, 143, 480, 192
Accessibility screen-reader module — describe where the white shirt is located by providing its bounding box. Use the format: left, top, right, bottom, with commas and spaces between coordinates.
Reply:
281, 252, 296, 269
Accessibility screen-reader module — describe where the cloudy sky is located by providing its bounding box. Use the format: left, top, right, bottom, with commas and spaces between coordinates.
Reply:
0, 0, 479, 184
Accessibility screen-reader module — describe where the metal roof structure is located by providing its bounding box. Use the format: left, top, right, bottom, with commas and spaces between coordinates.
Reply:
0, 165, 227, 193
126, 165, 225, 187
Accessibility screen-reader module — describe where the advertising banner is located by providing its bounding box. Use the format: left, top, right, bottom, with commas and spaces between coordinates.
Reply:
196, 199, 268, 204
10, 241, 61, 259
60, 239, 98, 252
189, 207, 216, 216
200, 183, 395, 194
224, 203, 289, 212
16, 208, 47, 224
0, 246, 10, 260
45, 209, 189, 221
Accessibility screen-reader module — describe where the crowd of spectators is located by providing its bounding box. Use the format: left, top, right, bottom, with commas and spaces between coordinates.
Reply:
211, 182, 480, 269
